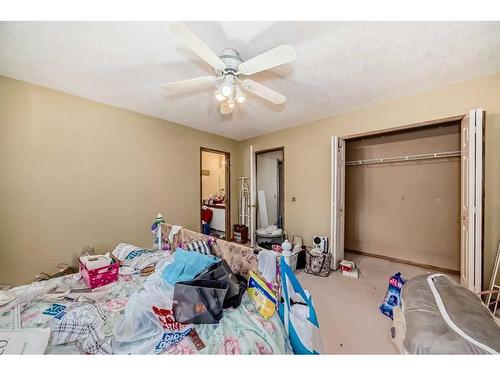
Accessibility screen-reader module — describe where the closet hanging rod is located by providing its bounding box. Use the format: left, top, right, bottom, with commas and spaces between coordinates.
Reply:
345, 150, 461, 166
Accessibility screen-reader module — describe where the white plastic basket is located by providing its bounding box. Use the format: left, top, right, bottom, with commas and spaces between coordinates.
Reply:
289, 250, 299, 272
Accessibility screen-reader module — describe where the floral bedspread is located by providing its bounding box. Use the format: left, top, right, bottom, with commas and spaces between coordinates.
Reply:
0, 272, 291, 355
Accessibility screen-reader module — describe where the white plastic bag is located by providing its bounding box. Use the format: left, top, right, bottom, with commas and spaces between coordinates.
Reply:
143, 273, 175, 308
112, 292, 163, 354
112, 273, 174, 354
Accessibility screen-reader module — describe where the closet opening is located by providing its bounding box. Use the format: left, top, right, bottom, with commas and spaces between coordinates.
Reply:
331, 110, 485, 292
344, 121, 462, 274
200, 148, 231, 239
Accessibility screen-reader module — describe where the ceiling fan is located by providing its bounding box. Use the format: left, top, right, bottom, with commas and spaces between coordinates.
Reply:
161, 23, 296, 114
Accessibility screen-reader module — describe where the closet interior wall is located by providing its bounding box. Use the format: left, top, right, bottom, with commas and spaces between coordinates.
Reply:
345, 121, 461, 272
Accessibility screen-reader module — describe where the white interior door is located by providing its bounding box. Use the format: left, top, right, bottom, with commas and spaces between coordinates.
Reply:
331, 136, 345, 270
474, 109, 484, 293
460, 109, 484, 293
249, 145, 256, 248
460, 113, 471, 288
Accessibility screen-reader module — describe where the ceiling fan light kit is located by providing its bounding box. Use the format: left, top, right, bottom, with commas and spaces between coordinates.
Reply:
162, 23, 296, 115
214, 90, 226, 102
235, 86, 246, 103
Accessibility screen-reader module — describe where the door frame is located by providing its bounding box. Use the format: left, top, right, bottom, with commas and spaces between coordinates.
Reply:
331, 136, 345, 270
249, 146, 285, 248
249, 146, 256, 247
331, 111, 485, 292
200, 147, 231, 239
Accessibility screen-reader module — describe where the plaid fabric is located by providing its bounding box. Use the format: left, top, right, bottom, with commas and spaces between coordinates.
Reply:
125, 252, 166, 270
186, 240, 212, 256
112, 243, 167, 270
51, 303, 111, 354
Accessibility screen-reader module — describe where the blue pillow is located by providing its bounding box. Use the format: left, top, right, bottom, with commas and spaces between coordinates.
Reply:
161, 248, 218, 285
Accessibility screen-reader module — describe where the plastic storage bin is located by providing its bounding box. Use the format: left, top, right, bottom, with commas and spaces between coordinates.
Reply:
79, 259, 119, 289
289, 250, 299, 272
280, 250, 299, 272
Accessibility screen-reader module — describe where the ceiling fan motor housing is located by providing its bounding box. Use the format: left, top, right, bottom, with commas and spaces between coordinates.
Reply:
163, 23, 294, 110
216, 48, 243, 77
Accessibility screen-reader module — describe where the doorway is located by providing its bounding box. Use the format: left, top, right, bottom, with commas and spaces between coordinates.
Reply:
200, 148, 230, 239
252, 148, 285, 249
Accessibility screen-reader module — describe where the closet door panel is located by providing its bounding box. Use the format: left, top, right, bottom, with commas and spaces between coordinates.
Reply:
460, 114, 470, 288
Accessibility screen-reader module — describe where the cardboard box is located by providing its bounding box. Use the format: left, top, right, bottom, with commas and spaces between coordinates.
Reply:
339, 260, 359, 278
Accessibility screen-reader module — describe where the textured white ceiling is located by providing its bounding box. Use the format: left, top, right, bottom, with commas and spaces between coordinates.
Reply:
1, 21, 500, 140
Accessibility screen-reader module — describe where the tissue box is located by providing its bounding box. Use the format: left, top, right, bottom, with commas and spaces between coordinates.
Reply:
340, 260, 359, 278
340, 260, 355, 272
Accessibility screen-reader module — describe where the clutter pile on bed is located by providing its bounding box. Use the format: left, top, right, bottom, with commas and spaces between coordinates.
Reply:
0, 221, 321, 355
391, 273, 500, 354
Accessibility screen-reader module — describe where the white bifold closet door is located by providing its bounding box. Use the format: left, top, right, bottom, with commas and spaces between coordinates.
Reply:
330, 136, 345, 270
460, 109, 484, 293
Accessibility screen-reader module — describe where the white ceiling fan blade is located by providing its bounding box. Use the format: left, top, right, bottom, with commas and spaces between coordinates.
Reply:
220, 101, 233, 115
161, 76, 217, 91
170, 23, 226, 71
237, 45, 296, 76
241, 79, 286, 105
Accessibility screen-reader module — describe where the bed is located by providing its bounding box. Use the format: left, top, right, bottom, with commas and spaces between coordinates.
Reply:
391, 273, 500, 354
0, 225, 291, 355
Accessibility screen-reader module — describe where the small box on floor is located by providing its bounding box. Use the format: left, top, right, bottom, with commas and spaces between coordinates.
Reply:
339, 260, 359, 278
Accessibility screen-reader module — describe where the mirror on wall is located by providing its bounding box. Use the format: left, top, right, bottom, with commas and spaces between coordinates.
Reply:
200, 149, 230, 239
254, 148, 285, 250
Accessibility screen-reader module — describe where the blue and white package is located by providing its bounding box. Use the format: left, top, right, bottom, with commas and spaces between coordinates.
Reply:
379, 272, 405, 320
154, 327, 192, 353
42, 303, 67, 320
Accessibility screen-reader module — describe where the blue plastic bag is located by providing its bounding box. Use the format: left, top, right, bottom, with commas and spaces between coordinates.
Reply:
379, 272, 405, 319
278, 257, 322, 354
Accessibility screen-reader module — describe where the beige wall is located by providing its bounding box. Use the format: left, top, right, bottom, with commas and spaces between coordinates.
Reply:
1, 72, 499, 287
345, 123, 461, 271
0, 75, 239, 285
238, 71, 500, 286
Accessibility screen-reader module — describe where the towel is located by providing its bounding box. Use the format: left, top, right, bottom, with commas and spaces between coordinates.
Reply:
168, 225, 183, 243
161, 248, 218, 285
256, 225, 283, 236
257, 250, 279, 283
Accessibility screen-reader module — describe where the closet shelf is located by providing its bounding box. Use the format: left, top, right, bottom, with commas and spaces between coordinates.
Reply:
345, 150, 461, 166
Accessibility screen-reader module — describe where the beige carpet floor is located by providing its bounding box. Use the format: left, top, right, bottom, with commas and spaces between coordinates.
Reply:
296, 252, 459, 354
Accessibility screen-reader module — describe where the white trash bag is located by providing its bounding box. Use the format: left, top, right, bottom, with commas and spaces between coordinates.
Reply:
112, 274, 173, 354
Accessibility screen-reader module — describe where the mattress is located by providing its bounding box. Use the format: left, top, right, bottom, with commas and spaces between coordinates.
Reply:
0, 264, 291, 355
392, 274, 500, 354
